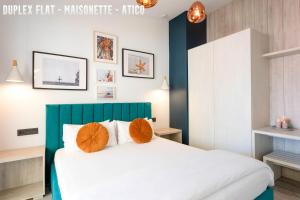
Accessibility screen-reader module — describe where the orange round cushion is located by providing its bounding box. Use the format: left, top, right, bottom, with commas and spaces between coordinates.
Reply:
129, 118, 153, 144
76, 123, 109, 153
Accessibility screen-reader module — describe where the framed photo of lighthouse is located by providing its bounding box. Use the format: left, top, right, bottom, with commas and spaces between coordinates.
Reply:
122, 48, 154, 79
33, 51, 87, 90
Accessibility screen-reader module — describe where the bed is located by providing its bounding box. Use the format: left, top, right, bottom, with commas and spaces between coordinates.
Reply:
46, 103, 274, 200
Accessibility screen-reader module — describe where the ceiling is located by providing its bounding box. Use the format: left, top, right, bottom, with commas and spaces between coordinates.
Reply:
142, 0, 233, 19
105, 0, 233, 19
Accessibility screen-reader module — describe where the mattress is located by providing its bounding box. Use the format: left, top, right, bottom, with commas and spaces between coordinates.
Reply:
54, 137, 274, 200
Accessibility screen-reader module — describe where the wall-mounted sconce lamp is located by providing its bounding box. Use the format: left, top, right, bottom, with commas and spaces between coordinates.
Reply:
6, 60, 24, 83
161, 76, 169, 90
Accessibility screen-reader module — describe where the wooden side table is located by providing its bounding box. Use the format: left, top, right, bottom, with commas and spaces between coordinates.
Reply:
0, 146, 45, 200
155, 128, 182, 143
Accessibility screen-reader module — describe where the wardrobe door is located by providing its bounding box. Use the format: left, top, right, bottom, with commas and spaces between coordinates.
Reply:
213, 30, 252, 156
188, 43, 214, 150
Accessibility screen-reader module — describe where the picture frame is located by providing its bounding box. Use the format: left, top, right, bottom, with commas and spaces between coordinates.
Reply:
32, 51, 88, 90
97, 86, 116, 99
122, 48, 155, 79
96, 69, 115, 84
94, 32, 118, 64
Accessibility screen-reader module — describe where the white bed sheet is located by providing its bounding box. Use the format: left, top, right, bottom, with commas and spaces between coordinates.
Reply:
55, 137, 274, 200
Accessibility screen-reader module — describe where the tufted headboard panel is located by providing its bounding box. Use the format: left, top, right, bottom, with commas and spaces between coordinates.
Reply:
45, 102, 152, 183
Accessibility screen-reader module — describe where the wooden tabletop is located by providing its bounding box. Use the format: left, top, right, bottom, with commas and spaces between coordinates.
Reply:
0, 146, 45, 164
253, 127, 300, 141
154, 128, 182, 136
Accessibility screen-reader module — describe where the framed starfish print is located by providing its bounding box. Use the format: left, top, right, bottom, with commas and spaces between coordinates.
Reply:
122, 48, 154, 79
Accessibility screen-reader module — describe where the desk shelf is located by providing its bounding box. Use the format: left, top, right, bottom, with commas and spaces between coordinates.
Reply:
253, 127, 300, 180
264, 151, 300, 171
0, 181, 43, 200
0, 146, 45, 200
154, 128, 182, 143
254, 127, 300, 141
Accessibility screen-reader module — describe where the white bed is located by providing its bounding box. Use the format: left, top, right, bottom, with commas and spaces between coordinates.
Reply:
54, 137, 274, 200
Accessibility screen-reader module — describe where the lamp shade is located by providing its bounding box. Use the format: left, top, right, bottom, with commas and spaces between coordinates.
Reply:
187, 1, 206, 24
6, 60, 24, 83
136, 0, 158, 8
161, 76, 169, 90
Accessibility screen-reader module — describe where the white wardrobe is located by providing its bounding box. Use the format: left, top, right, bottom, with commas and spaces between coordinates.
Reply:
188, 29, 270, 156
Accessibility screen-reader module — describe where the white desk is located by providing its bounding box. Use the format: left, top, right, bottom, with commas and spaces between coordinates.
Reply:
0, 146, 45, 200
253, 127, 300, 180
154, 128, 182, 143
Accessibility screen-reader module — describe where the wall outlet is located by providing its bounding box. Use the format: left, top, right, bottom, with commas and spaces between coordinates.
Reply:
17, 128, 38, 136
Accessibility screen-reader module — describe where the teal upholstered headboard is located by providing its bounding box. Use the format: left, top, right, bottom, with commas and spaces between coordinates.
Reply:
45, 102, 152, 183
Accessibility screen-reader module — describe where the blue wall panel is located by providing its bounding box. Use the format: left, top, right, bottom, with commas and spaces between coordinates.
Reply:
71, 104, 83, 124
104, 104, 113, 120
130, 103, 138, 120
121, 104, 130, 121
82, 104, 94, 124
137, 103, 145, 118
45, 105, 60, 184
169, 12, 207, 145
113, 104, 122, 120
145, 103, 152, 119
94, 104, 104, 122
59, 105, 71, 148
169, 12, 189, 144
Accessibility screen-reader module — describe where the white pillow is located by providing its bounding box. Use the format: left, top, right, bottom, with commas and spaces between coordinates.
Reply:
63, 124, 82, 153
63, 121, 117, 152
102, 121, 118, 147
116, 119, 155, 145
116, 121, 132, 145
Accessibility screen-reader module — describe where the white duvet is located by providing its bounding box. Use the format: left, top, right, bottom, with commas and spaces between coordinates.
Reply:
54, 137, 274, 200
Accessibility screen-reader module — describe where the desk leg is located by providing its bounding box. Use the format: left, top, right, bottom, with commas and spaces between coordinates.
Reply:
253, 133, 273, 160
174, 133, 182, 143
263, 160, 281, 181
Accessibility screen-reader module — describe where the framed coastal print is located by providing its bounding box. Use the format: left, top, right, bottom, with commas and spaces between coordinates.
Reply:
33, 51, 87, 90
94, 32, 117, 64
97, 86, 116, 99
122, 48, 154, 79
96, 69, 115, 83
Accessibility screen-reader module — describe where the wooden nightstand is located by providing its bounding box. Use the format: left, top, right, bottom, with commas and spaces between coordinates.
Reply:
154, 128, 182, 143
0, 146, 45, 200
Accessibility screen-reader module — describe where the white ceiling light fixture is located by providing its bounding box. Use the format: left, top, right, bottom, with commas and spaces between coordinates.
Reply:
6, 60, 24, 83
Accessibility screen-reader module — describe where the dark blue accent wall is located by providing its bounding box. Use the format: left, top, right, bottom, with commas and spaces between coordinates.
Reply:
169, 12, 207, 145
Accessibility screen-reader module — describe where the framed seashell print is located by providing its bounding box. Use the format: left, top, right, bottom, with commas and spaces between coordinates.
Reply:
122, 48, 154, 79
94, 32, 118, 64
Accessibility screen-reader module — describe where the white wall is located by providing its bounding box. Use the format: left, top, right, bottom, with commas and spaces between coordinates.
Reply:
0, 6, 169, 150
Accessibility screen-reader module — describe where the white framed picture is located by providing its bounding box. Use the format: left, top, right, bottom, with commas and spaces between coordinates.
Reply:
97, 86, 116, 99
94, 32, 118, 64
122, 48, 154, 79
96, 69, 115, 83
33, 51, 87, 90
